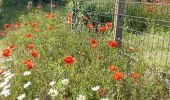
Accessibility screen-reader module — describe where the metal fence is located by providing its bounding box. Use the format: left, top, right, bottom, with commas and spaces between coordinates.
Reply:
71, 0, 170, 76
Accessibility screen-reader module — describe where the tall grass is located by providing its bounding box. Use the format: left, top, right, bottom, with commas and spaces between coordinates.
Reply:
0, 7, 169, 99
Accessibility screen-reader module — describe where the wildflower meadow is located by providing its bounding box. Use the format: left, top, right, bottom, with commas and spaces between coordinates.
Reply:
0, 0, 170, 100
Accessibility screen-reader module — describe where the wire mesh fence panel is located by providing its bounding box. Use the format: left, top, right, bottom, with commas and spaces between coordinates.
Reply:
71, 0, 170, 77
122, 0, 170, 75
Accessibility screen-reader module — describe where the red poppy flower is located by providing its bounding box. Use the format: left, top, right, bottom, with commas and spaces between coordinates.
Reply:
9, 45, 17, 49
64, 56, 74, 64
0, 69, 5, 75
132, 72, 139, 79
50, 14, 55, 18
14, 22, 20, 28
49, 25, 54, 31
107, 41, 118, 47
24, 22, 28, 26
0, 33, 6, 37
16, 22, 20, 26
147, 6, 155, 14
108, 65, 117, 71
45, 13, 50, 18
2, 49, 10, 57
31, 22, 37, 27
98, 26, 106, 32
31, 50, 38, 58
112, 72, 123, 80
86, 24, 93, 29
24, 59, 32, 64
33, 28, 39, 32
14, 24, 20, 28
106, 22, 112, 27
83, 16, 88, 21
92, 44, 97, 49
27, 44, 34, 50
90, 38, 96, 44
24, 59, 33, 70
4, 24, 10, 29
26, 33, 32, 38
26, 62, 33, 70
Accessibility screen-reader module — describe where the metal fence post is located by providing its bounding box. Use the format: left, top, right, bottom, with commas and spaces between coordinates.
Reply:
114, 0, 125, 58
72, 0, 78, 31
39, 0, 42, 5
50, 0, 53, 14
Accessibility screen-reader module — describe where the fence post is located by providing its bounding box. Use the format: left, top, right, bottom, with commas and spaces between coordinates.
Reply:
50, 0, 53, 14
71, 0, 77, 31
114, 0, 125, 58
39, 0, 42, 5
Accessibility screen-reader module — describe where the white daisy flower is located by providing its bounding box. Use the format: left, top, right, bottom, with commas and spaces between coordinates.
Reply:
4, 78, 10, 83
17, 94, 26, 100
0, 89, 10, 97
48, 88, 58, 97
3, 84, 11, 90
34, 98, 38, 100
4, 74, 15, 82
1, 58, 12, 62
0, 81, 8, 88
23, 71, 31, 76
3, 70, 11, 77
6, 58, 13, 62
49, 81, 56, 86
100, 98, 109, 100
23, 82, 31, 88
0, 66, 6, 69
77, 94, 86, 100
0, 59, 5, 63
61, 79, 69, 85
91, 86, 100, 91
